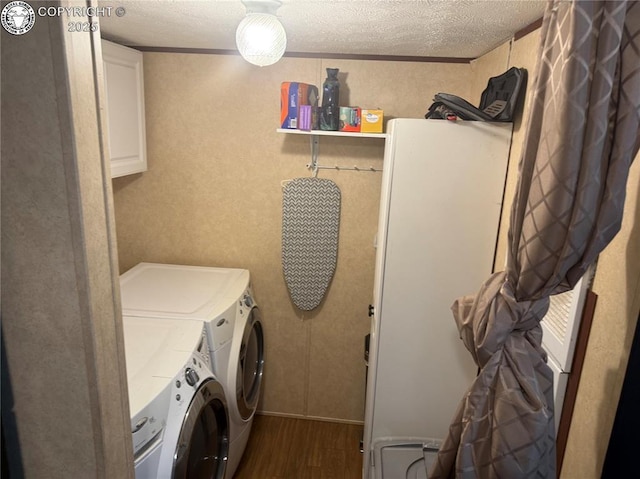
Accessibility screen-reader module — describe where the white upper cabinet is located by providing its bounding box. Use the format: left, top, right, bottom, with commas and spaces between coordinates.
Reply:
101, 40, 147, 178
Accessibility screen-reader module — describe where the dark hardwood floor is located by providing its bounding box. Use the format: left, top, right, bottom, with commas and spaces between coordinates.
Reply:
233, 414, 364, 479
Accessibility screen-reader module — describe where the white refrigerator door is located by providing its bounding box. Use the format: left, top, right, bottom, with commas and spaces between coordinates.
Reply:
364, 119, 512, 478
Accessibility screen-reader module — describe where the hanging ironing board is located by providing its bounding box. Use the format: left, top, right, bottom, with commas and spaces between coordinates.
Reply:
282, 177, 341, 311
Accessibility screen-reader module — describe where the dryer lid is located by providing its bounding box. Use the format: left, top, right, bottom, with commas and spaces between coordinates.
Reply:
120, 263, 249, 320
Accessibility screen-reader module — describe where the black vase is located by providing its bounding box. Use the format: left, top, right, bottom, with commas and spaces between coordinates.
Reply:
320, 68, 340, 131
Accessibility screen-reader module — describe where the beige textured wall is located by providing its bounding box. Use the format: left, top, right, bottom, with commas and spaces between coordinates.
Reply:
470, 31, 542, 272
476, 27, 640, 479
112, 53, 471, 422
1, 3, 133, 477
475, 30, 542, 271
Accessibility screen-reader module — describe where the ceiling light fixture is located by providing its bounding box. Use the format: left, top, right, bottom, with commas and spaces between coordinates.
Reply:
236, 0, 287, 67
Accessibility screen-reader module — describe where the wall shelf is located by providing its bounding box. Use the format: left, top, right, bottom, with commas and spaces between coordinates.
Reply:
277, 128, 386, 174
276, 128, 387, 139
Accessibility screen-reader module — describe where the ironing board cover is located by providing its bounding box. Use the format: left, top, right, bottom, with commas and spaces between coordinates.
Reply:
282, 178, 341, 311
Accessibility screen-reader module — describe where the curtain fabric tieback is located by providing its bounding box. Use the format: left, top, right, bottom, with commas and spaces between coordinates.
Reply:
433, 273, 556, 478
453, 272, 550, 369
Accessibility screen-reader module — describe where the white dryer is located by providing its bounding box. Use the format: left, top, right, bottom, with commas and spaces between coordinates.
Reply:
122, 316, 229, 479
120, 263, 265, 478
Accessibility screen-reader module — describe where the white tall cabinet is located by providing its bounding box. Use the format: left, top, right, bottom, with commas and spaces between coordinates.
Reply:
363, 119, 512, 479
101, 40, 147, 178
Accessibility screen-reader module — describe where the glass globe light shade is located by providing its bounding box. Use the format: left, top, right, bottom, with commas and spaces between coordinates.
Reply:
236, 12, 287, 67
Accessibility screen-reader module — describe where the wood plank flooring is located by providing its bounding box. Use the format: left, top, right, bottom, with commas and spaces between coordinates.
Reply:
233, 415, 363, 479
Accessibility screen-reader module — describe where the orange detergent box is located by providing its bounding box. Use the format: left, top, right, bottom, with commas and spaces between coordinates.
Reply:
361, 109, 384, 133
280, 82, 319, 129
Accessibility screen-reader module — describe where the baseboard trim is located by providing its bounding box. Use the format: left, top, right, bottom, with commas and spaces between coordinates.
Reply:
257, 410, 364, 426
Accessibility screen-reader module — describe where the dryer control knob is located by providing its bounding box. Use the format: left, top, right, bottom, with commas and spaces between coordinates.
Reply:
243, 295, 253, 307
185, 367, 199, 387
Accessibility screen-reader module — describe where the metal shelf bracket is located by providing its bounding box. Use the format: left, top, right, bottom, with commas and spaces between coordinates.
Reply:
309, 134, 320, 177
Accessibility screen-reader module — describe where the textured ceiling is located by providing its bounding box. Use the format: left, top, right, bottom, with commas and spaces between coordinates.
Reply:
98, 0, 546, 59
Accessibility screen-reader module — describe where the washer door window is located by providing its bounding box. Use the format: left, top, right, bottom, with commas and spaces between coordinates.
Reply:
237, 307, 265, 420
173, 380, 229, 479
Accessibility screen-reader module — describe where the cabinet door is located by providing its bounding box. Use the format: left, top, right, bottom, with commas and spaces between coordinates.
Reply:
102, 40, 147, 178
541, 265, 594, 372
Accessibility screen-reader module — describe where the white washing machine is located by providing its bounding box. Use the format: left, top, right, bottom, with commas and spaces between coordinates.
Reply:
122, 316, 230, 479
120, 263, 265, 478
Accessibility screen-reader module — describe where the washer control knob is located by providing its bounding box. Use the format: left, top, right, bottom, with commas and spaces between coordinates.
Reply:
243, 294, 253, 307
185, 367, 199, 387
132, 416, 148, 434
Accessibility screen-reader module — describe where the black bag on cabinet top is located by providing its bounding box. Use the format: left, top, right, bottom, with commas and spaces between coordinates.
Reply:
425, 67, 527, 122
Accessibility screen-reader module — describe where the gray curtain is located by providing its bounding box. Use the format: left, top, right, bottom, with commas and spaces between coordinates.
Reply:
430, 1, 640, 477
